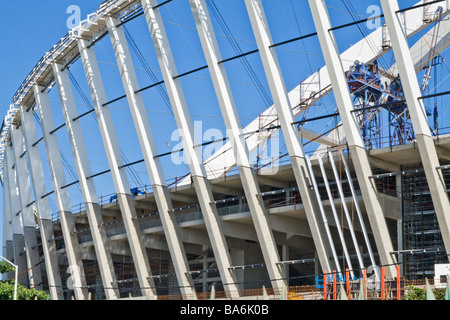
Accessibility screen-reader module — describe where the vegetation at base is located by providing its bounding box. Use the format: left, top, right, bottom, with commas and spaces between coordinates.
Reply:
0, 262, 14, 275
402, 285, 447, 300
0, 261, 51, 300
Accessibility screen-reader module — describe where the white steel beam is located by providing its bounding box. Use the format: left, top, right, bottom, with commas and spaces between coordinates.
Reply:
141, 0, 241, 297
10, 125, 43, 290
308, 0, 397, 278
244, 0, 334, 273
77, 38, 157, 299
52, 63, 121, 300
105, 17, 196, 299
2, 161, 14, 280
316, 155, 354, 279
305, 156, 341, 274
327, 151, 364, 272
381, 0, 450, 257
33, 85, 89, 300
189, 0, 286, 290
339, 150, 377, 274
18, 106, 64, 299
5, 142, 29, 287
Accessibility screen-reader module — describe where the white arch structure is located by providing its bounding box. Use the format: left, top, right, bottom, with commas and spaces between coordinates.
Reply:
193, 0, 450, 181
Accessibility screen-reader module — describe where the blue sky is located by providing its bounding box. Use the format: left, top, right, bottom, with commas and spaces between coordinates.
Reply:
0, 0, 97, 250
0, 0, 448, 254
0, 1, 100, 110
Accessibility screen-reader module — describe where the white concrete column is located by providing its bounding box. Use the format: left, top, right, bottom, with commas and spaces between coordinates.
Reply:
2, 153, 18, 281
189, 0, 286, 290
141, 0, 241, 297
308, 0, 397, 278
52, 63, 121, 300
105, 18, 196, 299
10, 124, 43, 290
244, 0, 334, 273
5, 142, 28, 287
2, 181, 6, 257
19, 105, 64, 299
2, 178, 5, 257
2, 174, 14, 270
77, 38, 157, 299
33, 85, 89, 300
381, 0, 450, 259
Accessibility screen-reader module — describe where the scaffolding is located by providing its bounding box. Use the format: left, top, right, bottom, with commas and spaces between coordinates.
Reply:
402, 170, 447, 280
346, 60, 421, 149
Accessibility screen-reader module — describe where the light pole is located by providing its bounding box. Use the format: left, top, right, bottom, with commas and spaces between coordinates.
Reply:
0, 256, 18, 300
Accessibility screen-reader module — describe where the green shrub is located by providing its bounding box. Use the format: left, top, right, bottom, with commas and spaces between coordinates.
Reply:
433, 288, 447, 300
0, 262, 51, 300
0, 262, 14, 274
0, 280, 51, 300
402, 285, 426, 300
402, 284, 446, 300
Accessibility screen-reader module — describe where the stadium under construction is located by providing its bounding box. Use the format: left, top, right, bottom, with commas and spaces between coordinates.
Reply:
1, 0, 450, 300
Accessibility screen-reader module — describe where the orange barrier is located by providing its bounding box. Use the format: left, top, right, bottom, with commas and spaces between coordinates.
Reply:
397, 265, 401, 300
333, 270, 337, 300
346, 269, 350, 300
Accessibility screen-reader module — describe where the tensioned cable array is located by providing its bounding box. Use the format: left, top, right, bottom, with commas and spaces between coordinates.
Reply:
22, 0, 450, 200
2, 0, 447, 185
3, 0, 450, 300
